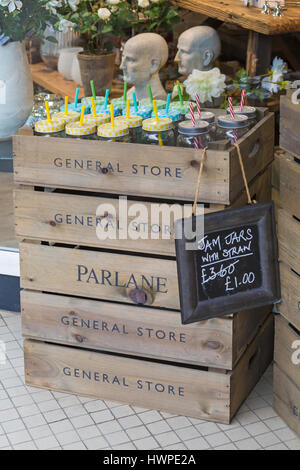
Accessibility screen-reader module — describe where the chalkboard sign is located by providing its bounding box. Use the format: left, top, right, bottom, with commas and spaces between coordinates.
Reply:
175, 202, 281, 324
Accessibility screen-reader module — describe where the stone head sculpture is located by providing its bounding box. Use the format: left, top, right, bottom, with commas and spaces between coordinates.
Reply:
175, 26, 221, 76
120, 33, 168, 101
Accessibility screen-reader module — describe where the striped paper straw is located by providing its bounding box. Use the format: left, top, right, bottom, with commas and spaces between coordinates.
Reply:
193, 137, 199, 149
189, 102, 196, 126
240, 90, 245, 112
195, 94, 201, 118
228, 97, 235, 120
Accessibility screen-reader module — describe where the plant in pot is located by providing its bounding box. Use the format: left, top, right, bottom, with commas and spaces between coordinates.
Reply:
55, 0, 133, 96
0, 0, 57, 139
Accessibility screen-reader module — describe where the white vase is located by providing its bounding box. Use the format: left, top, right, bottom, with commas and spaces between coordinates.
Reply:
58, 47, 83, 81
0, 41, 33, 139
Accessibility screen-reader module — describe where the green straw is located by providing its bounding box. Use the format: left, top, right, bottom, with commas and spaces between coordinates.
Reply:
74, 88, 79, 108
147, 85, 153, 103
166, 93, 171, 113
123, 81, 128, 103
177, 84, 183, 106
90, 80, 96, 101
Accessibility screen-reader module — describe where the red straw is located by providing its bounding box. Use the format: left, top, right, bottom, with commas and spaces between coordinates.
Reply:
189, 102, 196, 126
193, 137, 199, 149
195, 94, 201, 118
228, 97, 235, 120
240, 90, 245, 112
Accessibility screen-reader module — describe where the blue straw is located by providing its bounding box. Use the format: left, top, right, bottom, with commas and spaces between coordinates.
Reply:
166, 93, 171, 113
74, 88, 79, 108
104, 89, 109, 110
133, 92, 138, 113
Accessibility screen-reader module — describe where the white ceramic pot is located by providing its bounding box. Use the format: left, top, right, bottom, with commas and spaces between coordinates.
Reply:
71, 54, 83, 86
0, 41, 33, 139
58, 47, 83, 80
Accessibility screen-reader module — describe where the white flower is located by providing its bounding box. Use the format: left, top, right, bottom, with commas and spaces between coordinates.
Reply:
98, 7, 111, 20
67, 0, 79, 11
261, 56, 287, 94
183, 68, 226, 103
138, 0, 150, 7
107, 0, 120, 4
0, 0, 22, 13
46, 0, 62, 14
58, 18, 75, 33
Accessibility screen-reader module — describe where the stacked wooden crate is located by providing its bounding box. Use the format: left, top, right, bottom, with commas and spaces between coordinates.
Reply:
14, 108, 275, 424
274, 92, 300, 434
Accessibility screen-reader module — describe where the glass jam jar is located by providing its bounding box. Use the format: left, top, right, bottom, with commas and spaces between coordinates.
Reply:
215, 114, 250, 143
97, 122, 130, 142
34, 118, 66, 138
115, 115, 143, 143
226, 106, 257, 129
52, 111, 80, 125
177, 120, 212, 149
83, 114, 110, 127
141, 117, 175, 147
65, 121, 97, 140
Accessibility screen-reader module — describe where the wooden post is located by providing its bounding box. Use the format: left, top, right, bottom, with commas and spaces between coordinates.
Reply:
246, 31, 272, 77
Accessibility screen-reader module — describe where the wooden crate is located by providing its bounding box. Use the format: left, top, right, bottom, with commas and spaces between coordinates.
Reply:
274, 315, 300, 436
13, 108, 274, 205
280, 90, 300, 158
278, 209, 300, 277
15, 164, 272, 257
278, 263, 300, 332
21, 290, 270, 370
279, 149, 300, 220
24, 314, 273, 424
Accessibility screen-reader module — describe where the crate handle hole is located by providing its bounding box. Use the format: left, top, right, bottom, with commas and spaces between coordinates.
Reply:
248, 347, 261, 370
248, 139, 260, 159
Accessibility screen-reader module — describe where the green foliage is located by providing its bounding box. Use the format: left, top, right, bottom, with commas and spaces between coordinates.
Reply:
0, 1, 56, 42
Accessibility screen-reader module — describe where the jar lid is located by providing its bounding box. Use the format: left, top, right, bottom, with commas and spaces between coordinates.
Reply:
178, 120, 210, 135
115, 115, 143, 129
129, 106, 152, 119
226, 106, 257, 119
142, 117, 173, 132
111, 97, 132, 106
65, 122, 96, 136
170, 101, 195, 114
185, 111, 215, 124
61, 103, 90, 114
53, 111, 80, 124
34, 118, 66, 133
83, 114, 110, 126
140, 99, 166, 109
152, 109, 181, 122
97, 122, 129, 138
81, 96, 105, 106
95, 105, 121, 116
217, 114, 249, 129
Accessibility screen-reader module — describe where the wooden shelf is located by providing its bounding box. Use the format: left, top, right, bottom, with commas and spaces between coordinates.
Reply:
30, 63, 123, 100
174, 0, 300, 35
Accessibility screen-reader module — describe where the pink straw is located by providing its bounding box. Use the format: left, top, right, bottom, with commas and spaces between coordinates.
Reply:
189, 102, 196, 126
228, 97, 235, 120
240, 90, 245, 112
195, 94, 201, 118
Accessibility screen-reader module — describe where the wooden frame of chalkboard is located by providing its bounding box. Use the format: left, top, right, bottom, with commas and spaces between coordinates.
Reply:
175, 201, 281, 324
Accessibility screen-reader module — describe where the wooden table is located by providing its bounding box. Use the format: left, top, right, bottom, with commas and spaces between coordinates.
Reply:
30, 63, 123, 100
175, 0, 300, 74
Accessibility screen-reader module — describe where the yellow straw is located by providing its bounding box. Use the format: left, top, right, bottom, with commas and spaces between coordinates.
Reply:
110, 104, 114, 128
158, 132, 163, 146
153, 100, 159, 122
126, 99, 130, 119
64, 96, 68, 115
45, 101, 51, 123
80, 105, 85, 126
91, 97, 97, 118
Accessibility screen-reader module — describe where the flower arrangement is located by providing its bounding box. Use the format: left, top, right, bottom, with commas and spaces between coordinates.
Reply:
174, 68, 226, 104
53, 0, 180, 54
0, 0, 57, 43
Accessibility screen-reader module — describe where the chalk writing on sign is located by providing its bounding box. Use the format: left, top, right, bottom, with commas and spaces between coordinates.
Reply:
195, 224, 262, 300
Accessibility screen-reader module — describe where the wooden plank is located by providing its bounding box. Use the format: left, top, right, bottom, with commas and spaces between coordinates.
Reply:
278, 208, 300, 276
279, 149, 300, 220
173, 0, 300, 35
274, 364, 300, 438
19, 242, 180, 310
280, 91, 300, 158
278, 263, 300, 331
0, 173, 18, 249
13, 112, 274, 205
30, 63, 123, 101
23, 314, 273, 423
21, 290, 270, 369
274, 315, 300, 389
14, 164, 272, 256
